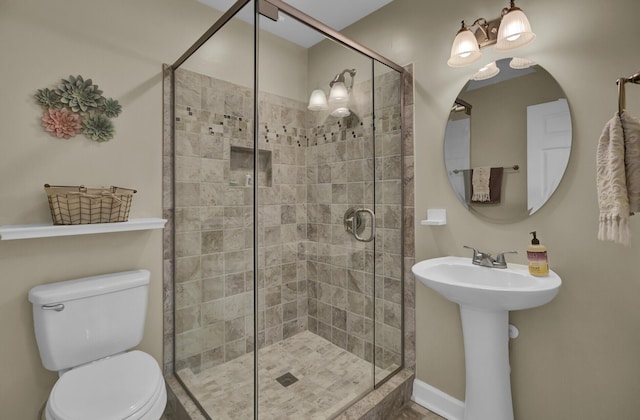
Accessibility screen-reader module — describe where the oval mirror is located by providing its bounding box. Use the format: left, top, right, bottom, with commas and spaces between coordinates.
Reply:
444, 57, 572, 222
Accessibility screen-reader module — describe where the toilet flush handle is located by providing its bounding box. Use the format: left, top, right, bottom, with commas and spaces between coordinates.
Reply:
42, 303, 65, 312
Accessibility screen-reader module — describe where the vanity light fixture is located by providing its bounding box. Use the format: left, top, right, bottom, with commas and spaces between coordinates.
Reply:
328, 69, 356, 117
447, 0, 535, 67
509, 56, 536, 69
447, 22, 482, 67
307, 69, 357, 117
471, 61, 500, 80
495, 1, 536, 52
331, 107, 351, 117
307, 89, 328, 111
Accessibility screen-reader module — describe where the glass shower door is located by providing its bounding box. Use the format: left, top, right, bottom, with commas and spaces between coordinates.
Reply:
172, 1, 256, 418
373, 61, 404, 386
255, 5, 385, 418
169, 1, 405, 418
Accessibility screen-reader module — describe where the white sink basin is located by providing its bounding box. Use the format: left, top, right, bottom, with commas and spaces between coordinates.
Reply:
412, 256, 561, 311
412, 256, 562, 420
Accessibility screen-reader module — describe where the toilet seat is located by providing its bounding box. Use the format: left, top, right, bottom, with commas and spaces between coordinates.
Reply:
46, 351, 166, 420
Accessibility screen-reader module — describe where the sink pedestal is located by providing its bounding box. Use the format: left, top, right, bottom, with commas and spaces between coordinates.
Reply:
460, 306, 513, 420
412, 257, 562, 420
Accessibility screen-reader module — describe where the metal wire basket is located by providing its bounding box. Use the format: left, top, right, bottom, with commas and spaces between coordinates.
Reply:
44, 184, 137, 225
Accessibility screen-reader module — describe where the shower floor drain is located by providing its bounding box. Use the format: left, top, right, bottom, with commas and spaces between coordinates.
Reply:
275, 372, 298, 387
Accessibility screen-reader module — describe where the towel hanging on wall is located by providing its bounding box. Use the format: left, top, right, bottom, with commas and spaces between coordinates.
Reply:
597, 114, 629, 245
597, 72, 640, 245
621, 112, 640, 213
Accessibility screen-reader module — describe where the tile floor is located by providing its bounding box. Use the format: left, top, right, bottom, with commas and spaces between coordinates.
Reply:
160, 401, 444, 420
176, 330, 399, 419
394, 402, 446, 420
160, 410, 174, 420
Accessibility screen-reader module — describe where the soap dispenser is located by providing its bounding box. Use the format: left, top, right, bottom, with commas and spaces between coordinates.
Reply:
527, 231, 549, 276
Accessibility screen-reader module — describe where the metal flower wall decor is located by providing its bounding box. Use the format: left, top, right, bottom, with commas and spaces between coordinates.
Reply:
34, 75, 122, 142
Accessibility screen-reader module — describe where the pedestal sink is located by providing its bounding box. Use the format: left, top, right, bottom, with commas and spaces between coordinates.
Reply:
412, 256, 561, 420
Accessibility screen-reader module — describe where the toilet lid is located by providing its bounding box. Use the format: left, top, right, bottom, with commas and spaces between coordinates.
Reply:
48, 351, 162, 420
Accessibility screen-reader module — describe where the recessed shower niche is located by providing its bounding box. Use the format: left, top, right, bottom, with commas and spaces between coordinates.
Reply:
230, 146, 272, 187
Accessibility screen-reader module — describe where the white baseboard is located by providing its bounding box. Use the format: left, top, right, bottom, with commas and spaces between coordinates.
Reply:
412, 378, 465, 420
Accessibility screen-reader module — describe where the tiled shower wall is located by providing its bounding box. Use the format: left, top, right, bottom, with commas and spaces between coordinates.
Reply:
168, 67, 406, 374
172, 68, 309, 373
305, 72, 404, 370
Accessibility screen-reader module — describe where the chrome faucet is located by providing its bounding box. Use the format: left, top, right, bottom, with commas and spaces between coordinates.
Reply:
463, 246, 517, 269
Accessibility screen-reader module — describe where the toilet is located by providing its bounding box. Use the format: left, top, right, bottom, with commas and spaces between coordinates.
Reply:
29, 270, 166, 420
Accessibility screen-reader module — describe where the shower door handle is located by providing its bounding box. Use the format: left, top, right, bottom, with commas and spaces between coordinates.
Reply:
344, 207, 375, 242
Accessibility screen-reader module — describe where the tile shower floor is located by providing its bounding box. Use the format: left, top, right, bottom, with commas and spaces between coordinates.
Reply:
177, 330, 397, 419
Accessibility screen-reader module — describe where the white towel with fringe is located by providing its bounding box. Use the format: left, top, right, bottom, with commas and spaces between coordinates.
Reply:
471, 166, 491, 202
597, 113, 630, 245
621, 112, 640, 213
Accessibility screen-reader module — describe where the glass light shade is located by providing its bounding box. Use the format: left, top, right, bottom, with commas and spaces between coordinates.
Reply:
447, 28, 481, 67
328, 82, 349, 106
308, 89, 328, 111
471, 61, 500, 80
331, 107, 351, 118
495, 9, 536, 52
509, 57, 536, 69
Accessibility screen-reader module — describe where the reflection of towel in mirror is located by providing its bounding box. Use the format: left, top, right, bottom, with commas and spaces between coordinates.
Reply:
470, 167, 504, 204
597, 113, 636, 245
471, 167, 491, 202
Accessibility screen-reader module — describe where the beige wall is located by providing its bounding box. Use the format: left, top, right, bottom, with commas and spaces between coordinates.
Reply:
0, 0, 218, 418
3, 0, 640, 418
182, 9, 309, 102
0, 0, 315, 417
332, 0, 640, 418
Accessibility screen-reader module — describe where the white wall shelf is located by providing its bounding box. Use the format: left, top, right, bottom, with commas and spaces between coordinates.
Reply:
421, 219, 447, 226
421, 208, 447, 226
0, 218, 167, 240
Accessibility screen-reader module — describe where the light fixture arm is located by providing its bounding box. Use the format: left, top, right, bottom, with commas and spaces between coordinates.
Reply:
501, 4, 520, 17
502, 0, 518, 15
329, 69, 357, 89
470, 18, 491, 43
458, 17, 498, 48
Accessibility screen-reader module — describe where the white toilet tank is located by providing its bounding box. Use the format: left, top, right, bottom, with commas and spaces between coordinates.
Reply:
29, 270, 150, 371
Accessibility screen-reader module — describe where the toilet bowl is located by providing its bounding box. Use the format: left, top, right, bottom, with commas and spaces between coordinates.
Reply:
45, 351, 166, 420
29, 270, 166, 420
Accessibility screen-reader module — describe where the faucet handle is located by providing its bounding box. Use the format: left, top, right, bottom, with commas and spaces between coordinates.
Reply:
496, 250, 517, 264
463, 245, 480, 257
464, 245, 490, 262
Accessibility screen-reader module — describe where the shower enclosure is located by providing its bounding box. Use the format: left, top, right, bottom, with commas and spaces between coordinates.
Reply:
165, 1, 406, 418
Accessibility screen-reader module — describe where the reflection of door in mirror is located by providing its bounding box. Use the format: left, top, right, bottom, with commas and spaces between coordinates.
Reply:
444, 117, 470, 208
527, 99, 571, 214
